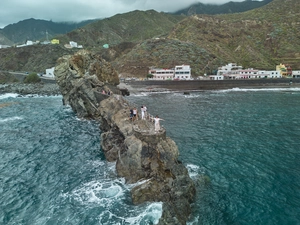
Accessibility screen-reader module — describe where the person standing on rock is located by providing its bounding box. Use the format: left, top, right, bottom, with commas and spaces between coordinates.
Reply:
133, 107, 138, 121
141, 105, 145, 120
129, 108, 134, 121
143, 105, 147, 119
154, 115, 164, 132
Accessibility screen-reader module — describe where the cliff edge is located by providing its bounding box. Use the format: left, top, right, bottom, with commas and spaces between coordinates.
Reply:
54, 50, 196, 224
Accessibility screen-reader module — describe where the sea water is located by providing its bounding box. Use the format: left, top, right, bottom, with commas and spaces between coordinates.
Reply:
0, 93, 161, 225
127, 88, 300, 225
1, 88, 300, 225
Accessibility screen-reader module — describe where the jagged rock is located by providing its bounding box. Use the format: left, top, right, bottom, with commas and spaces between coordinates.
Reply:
54, 49, 119, 118
54, 50, 196, 224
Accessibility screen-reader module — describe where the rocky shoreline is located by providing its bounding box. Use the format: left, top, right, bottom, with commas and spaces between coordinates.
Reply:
2, 76, 300, 97
0, 83, 61, 96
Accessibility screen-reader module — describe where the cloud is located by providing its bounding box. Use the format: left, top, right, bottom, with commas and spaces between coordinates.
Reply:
0, 0, 246, 28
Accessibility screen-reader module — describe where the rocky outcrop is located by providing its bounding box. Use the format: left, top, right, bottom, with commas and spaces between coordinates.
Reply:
54, 49, 120, 118
54, 50, 196, 224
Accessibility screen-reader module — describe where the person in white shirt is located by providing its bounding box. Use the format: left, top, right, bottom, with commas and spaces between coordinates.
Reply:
141, 106, 145, 120
133, 107, 138, 121
154, 115, 164, 132
143, 105, 147, 119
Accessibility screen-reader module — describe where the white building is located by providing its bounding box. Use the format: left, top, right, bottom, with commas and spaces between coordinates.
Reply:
148, 67, 174, 80
0, 45, 10, 49
264, 71, 282, 78
217, 63, 281, 79
44, 67, 55, 78
174, 65, 192, 80
70, 41, 78, 48
217, 63, 242, 76
16, 40, 38, 48
148, 65, 192, 80
209, 75, 224, 80
26, 40, 33, 46
292, 71, 300, 78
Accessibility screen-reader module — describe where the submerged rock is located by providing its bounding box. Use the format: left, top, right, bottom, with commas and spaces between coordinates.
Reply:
55, 50, 196, 224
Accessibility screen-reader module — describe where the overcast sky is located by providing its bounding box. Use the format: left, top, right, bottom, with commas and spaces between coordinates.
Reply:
0, 0, 249, 29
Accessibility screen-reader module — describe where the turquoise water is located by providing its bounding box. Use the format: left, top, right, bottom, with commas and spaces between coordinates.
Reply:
127, 88, 300, 225
0, 93, 161, 225
1, 87, 300, 225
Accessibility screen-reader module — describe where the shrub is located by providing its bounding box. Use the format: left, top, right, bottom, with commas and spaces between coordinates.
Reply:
23, 73, 41, 83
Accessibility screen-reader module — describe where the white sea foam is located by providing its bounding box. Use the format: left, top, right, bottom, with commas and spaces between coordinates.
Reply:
67, 179, 124, 205
0, 93, 19, 99
186, 164, 204, 179
0, 116, 23, 123
20, 94, 62, 98
124, 202, 163, 225
187, 215, 199, 225
63, 176, 162, 225
213, 87, 300, 93
129, 92, 150, 97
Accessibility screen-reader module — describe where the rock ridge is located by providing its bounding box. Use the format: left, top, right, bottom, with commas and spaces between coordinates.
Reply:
54, 50, 196, 224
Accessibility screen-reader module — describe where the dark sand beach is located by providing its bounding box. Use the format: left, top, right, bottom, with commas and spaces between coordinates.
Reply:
118, 78, 300, 94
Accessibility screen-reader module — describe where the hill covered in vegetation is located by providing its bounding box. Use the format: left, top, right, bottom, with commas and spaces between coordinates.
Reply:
0, 18, 97, 45
173, 0, 273, 16
113, 0, 300, 76
0, 0, 299, 78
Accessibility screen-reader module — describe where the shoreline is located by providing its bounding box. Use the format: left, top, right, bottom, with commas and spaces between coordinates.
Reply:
1, 78, 300, 96
118, 79, 300, 95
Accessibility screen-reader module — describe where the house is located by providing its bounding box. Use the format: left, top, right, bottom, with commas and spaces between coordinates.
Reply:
148, 67, 174, 80
51, 39, 59, 44
217, 63, 282, 79
44, 67, 55, 78
174, 65, 192, 80
217, 63, 242, 76
148, 65, 192, 80
209, 75, 224, 80
292, 71, 300, 78
70, 41, 78, 48
276, 63, 292, 77
264, 71, 282, 78
0, 45, 10, 49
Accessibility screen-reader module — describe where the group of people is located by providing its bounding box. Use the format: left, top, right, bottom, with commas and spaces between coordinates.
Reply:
129, 105, 164, 133
129, 105, 146, 121
102, 89, 112, 96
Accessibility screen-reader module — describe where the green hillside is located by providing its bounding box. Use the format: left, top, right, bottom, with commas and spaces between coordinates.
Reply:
56, 10, 185, 49
0, 0, 299, 78
114, 0, 300, 76
173, 0, 272, 16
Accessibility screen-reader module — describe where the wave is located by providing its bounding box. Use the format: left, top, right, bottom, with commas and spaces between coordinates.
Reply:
0, 93, 19, 99
0, 116, 23, 123
186, 164, 203, 179
213, 87, 300, 93
61, 176, 162, 225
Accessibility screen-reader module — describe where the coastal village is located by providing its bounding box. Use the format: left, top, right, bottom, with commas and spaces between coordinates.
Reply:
147, 63, 300, 81
2, 37, 300, 81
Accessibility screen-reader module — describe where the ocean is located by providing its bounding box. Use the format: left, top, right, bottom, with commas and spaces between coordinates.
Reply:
1, 87, 300, 225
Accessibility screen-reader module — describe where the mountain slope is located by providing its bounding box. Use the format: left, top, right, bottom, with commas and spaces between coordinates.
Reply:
0, 18, 97, 44
56, 10, 185, 49
0, 0, 299, 77
111, 38, 223, 77
111, 0, 300, 77
0, 45, 77, 72
174, 0, 273, 16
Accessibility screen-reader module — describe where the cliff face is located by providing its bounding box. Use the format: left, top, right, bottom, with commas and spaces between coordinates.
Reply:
54, 50, 119, 118
55, 50, 196, 224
